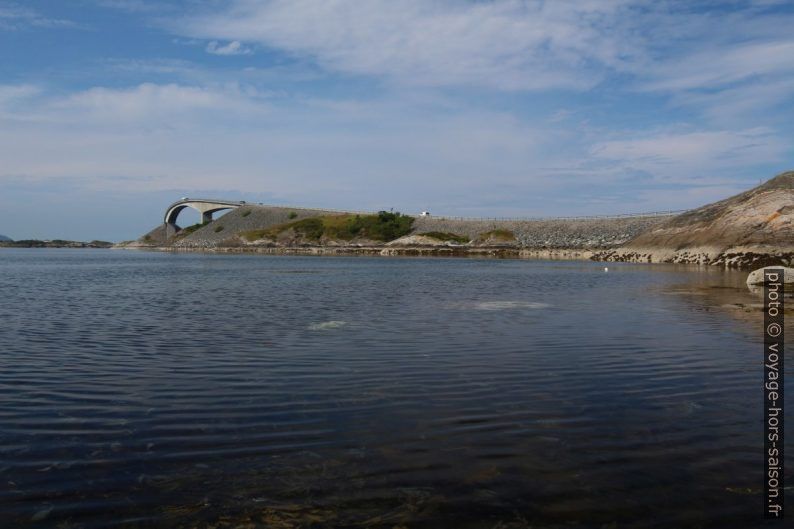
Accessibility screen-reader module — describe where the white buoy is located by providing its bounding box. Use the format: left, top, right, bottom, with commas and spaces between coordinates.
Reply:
604, 267, 609, 272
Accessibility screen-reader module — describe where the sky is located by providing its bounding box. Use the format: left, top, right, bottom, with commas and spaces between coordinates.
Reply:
1, 0, 793, 241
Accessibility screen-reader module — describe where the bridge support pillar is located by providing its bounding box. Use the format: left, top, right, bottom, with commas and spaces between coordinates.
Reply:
164, 199, 242, 236
165, 222, 178, 238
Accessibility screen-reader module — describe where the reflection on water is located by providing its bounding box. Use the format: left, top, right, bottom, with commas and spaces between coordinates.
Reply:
0, 250, 791, 528
307, 320, 349, 331
472, 301, 550, 311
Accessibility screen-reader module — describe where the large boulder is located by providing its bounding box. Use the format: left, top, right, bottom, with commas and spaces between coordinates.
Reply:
746, 266, 794, 286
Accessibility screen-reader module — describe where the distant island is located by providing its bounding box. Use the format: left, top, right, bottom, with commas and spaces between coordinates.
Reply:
118, 171, 794, 269
0, 234, 11, 242
1, 239, 113, 248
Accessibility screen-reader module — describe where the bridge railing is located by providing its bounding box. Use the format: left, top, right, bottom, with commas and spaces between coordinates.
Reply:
249, 204, 688, 221
424, 209, 688, 221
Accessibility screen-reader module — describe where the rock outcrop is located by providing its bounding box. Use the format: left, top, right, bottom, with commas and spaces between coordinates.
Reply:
595, 171, 794, 268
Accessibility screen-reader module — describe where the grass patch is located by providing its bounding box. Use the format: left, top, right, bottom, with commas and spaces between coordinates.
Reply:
175, 222, 209, 238
421, 231, 470, 243
239, 217, 323, 241
240, 228, 271, 242
241, 209, 251, 218
143, 235, 152, 241
288, 211, 298, 219
291, 218, 325, 239
239, 211, 414, 243
214, 225, 224, 233
478, 229, 516, 241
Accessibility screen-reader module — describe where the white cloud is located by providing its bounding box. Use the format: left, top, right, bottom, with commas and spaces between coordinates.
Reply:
168, 0, 794, 118
0, 84, 40, 104
590, 128, 790, 178
174, 0, 643, 91
668, 77, 794, 124
93, 0, 160, 13
641, 40, 794, 92
0, 82, 563, 207
2, 81, 787, 221
206, 40, 252, 56
51, 82, 268, 123
0, 3, 75, 30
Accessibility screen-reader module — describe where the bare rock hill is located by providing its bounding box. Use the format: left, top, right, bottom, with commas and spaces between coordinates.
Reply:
596, 171, 794, 267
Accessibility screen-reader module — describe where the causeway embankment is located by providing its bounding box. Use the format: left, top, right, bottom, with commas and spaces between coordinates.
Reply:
119, 171, 794, 269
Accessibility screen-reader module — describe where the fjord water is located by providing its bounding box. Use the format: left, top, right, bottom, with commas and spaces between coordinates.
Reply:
0, 250, 790, 528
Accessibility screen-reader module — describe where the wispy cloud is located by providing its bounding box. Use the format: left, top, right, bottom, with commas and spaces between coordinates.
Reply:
0, 3, 76, 30
590, 127, 790, 179
174, 0, 644, 91
206, 40, 252, 56
625, 6, 794, 124
2, 81, 786, 218
52, 82, 269, 124
171, 0, 794, 108
640, 41, 794, 92
667, 77, 794, 124
0, 84, 40, 104
92, 0, 161, 13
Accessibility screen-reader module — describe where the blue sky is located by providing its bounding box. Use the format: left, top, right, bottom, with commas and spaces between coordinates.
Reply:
1, 0, 793, 241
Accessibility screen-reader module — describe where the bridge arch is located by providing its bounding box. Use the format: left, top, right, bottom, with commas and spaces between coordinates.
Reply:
164, 198, 247, 236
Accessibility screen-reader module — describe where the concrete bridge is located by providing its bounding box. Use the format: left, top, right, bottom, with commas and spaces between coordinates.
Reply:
164, 198, 247, 236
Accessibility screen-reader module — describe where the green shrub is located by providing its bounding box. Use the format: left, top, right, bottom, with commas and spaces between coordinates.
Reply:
176, 222, 209, 238
290, 218, 324, 239
238, 212, 415, 243
241, 209, 251, 218
288, 211, 298, 219
322, 211, 414, 241
214, 225, 224, 233
421, 231, 470, 243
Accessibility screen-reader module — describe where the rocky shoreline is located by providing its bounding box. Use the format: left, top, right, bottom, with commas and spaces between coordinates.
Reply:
591, 246, 794, 268
121, 242, 794, 269
120, 244, 600, 264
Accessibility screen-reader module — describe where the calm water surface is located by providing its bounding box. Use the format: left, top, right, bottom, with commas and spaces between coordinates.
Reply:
0, 249, 791, 528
